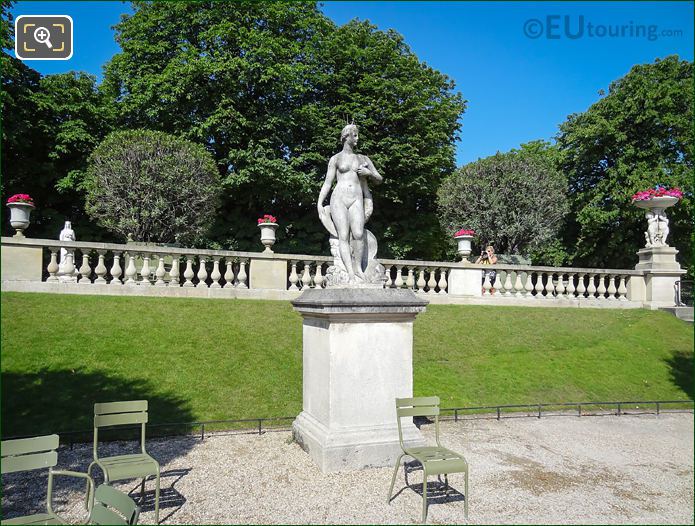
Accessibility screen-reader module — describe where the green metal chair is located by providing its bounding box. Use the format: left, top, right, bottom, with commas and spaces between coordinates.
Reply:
387, 396, 469, 523
86, 401, 160, 524
1, 434, 94, 525
90, 484, 140, 525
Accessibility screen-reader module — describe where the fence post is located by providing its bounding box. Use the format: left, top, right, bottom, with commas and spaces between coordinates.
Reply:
617, 402, 621, 416
258, 419, 262, 435
656, 402, 660, 415
201, 423, 205, 441
537, 404, 542, 419
454, 409, 458, 422
496, 407, 501, 420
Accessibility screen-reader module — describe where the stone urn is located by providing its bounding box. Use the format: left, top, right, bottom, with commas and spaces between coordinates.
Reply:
258, 222, 279, 253
7, 201, 35, 238
454, 234, 474, 261
634, 196, 679, 248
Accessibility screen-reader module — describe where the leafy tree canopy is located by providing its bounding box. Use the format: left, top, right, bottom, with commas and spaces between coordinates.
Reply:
557, 55, 693, 271
437, 141, 568, 262
84, 130, 221, 244
91, 1, 466, 256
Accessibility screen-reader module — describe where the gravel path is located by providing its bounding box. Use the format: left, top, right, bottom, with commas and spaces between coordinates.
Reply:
2, 413, 693, 524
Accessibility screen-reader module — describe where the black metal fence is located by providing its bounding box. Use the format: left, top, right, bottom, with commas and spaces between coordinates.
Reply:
676, 280, 693, 306
4, 400, 692, 447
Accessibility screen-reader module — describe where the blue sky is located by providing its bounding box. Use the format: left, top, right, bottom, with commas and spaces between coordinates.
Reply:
9, 1, 694, 165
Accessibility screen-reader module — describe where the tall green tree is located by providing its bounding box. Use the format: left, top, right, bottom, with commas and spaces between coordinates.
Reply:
557, 55, 693, 271
2, 1, 114, 239
96, 2, 465, 256
437, 141, 568, 261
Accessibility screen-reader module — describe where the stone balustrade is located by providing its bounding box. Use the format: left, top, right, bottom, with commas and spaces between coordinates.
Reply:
0, 236, 657, 308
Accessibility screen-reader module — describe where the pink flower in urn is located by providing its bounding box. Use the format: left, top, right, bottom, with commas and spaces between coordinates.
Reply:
454, 228, 475, 237
7, 193, 34, 205
257, 214, 277, 224
631, 186, 683, 201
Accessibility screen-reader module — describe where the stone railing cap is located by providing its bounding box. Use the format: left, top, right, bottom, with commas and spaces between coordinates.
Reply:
292, 288, 428, 314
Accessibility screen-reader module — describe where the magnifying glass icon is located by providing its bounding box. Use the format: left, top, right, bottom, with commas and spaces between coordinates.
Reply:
33, 26, 53, 49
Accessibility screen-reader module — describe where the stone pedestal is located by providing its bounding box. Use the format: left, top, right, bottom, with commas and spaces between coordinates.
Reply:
1, 245, 43, 281
249, 258, 288, 290
447, 266, 482, 296
634, 246, 686, 308
291, 288, 428, 472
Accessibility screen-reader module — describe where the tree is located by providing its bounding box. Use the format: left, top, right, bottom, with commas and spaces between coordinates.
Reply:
437, 141, 568, 261
83, 130, 221, 244
557, 56, 693, 271
98, 2, 465, 256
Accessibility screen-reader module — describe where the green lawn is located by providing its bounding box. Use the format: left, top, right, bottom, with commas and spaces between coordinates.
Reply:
1, 292, 692, 438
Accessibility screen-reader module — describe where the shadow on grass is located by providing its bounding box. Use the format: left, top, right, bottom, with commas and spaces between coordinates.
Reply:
1, 368, 196, 441
665, 351, 694, 400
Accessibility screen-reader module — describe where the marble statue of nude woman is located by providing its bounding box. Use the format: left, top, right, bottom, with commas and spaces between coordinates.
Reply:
317, 123, 385, 285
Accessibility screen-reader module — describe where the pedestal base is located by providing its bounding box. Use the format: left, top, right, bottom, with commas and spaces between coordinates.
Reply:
291, 288, 428, 472
634, 246, 685, 308
293, 411, 422, 472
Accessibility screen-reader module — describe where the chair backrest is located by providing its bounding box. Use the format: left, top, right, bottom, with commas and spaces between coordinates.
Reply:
395, 396, 440, 447
1, 434, 59, 474
90, 484, 140, 525
93, 400, 148, 457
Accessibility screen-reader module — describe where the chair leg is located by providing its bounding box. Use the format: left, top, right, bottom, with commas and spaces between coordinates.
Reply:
154, 470, 161, 524
464, 468, 469, 519
421, 472, 428, 523
85, 462, 96, 510
140, 478, 146, 504
387, 454, 404, 503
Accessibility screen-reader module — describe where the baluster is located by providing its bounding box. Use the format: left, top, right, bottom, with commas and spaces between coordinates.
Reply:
606, 274, 617, 300
155, 256, 167, 287
543, 273, 554, 298
576, 273, 587, 298
416, 268, 427, 293
78, 252, 92, 285
617, 275, 628, 301
94, 251, 108, 284
288, 261, 300, 290
437, 267, 448, 294
139, 254, 152, 286
64, 253, 76, 283
566, 273, 576, 298
426, 268, 437, 294
596, 273, 607, 300
182, 256, 195, 287
125, 254, 138, 286
210, 258, 222, 288
482, 273, 492, 296
394, 266, 404, 289
533, 272, 544, 298
523, 272, 534, 297
314, 262, 325, 289
491, 272, 501, 295
301, 261, 312, 289
170, 256, 180, 287
110, 252, 123, 285
223, 259, 235, 288
502, 271, 513, 296
46, 248, 59, 282
513, 272, 524, 297
406, 268, 415, 290
587, 273, 598, 299
556, 273, 566, 298
196, 257, 209, 288
237, 259, 248, 289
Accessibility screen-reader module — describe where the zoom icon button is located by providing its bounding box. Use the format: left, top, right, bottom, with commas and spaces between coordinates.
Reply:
15, 15, 73, 60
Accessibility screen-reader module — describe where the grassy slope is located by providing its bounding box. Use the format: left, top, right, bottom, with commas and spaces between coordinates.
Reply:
1, 292, 692, 437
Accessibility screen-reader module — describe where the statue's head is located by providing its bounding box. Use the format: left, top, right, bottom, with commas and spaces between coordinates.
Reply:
340, 123, 358, 144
